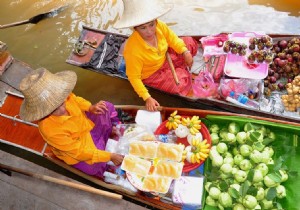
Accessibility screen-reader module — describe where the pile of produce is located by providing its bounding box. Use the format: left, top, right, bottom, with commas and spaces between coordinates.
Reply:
165, 111, 211, 164
205, 121, 295, 209
247, 35, 274, 64
281, 75, 300, 111
223, 40, 247, 56
264, 37, 300, 96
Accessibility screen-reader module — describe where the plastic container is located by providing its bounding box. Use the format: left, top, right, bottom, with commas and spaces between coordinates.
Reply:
223, 32, 269, 79
155, 131, 177, 143
200, 33, 229, 56
226, 91, 259, 109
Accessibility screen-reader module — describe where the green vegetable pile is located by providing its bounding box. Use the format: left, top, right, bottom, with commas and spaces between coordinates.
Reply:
204, 119, 298, 210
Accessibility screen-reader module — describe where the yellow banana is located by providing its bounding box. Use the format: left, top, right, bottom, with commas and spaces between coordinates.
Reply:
170, 110, 178, 117
185, 138, 211, 164
190, 126, 199, 135
192, 138, 196, 146
191, 115, 199, 122
194, 139, 200, 146
201, 144, 210, 149
193, 124, 201, 129
181, 155, 186, 162
166, 121, 171, 130
165, 110, 181, 130
201, 148, 210, 154
191, 154, 196, 164
174, 119, 181, 124
199, 152, 209, 159
181, 117, 188, 125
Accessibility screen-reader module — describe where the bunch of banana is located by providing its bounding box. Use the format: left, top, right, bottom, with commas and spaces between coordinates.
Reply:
183, 138, 210, 164
165, 110, 181, 130
181, 116, 201, 135
182, 149, 188, 162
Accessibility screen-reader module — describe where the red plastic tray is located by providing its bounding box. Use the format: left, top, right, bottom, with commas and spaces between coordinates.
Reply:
154, 120, 211, 173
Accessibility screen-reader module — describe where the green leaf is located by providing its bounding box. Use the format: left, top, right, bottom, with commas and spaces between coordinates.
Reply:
249, 131, 263, 142
253, 141, 265, 151
206, 167, 220, 181
272, 157, 284, 171
247, 186, 258, 196
262, 137, 275, 145
228, 188, 240, 199
240, 180, 251, 197
244, 122, 259, 132
266, 187, 277, 200
247, 169, 255, 182
268, 172, 282, 183
219, 180, 229, 191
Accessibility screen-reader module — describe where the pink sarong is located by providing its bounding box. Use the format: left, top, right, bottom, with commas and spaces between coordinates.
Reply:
143, 37, 198, 96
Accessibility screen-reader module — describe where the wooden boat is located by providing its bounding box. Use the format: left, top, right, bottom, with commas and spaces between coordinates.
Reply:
66, 25, 300, 123
1, 43, 300, 210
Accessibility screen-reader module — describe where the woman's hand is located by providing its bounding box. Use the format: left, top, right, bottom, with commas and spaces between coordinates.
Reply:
110, 153, 124, 166
183, 50, 193, 69
89, 101, 108, 114
145, 97, 160, 111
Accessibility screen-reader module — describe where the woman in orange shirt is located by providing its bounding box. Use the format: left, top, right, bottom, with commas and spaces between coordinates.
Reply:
19, 68, 124, 178
114, 0, 198, 111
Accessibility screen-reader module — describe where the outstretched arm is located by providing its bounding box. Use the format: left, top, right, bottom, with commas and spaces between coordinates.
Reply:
145, 96, 160, 111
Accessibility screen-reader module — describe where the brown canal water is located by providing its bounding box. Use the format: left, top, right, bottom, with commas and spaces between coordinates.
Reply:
0, 0, 300, 107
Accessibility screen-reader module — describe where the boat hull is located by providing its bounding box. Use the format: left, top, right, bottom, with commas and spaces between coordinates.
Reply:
66, 26, 300, 123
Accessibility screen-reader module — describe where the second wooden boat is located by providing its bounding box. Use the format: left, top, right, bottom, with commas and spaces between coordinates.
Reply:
66, 26, 300, 123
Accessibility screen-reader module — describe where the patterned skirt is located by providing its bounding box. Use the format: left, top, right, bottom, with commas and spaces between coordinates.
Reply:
143, 37, 198, 96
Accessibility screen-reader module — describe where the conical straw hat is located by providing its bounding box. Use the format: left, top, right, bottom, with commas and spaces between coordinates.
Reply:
19, 68, 77, 122
114, 0, 173, 29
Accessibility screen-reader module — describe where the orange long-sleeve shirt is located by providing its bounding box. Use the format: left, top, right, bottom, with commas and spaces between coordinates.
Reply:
124, 19, 188, 101
38, 93, 111, 165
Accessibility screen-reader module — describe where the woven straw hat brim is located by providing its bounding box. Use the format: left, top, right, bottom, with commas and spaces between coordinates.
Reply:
114, 0, 173, 29
19, 68, 77, 122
